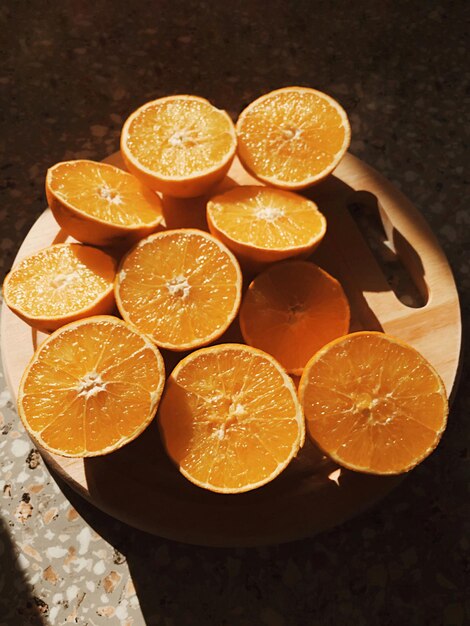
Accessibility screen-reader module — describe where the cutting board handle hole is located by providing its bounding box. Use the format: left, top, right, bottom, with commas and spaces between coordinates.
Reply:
347, 191, 428, 308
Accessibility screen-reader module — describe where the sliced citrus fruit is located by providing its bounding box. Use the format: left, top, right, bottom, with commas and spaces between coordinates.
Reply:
299, 331, 448, 474
2, 243, 117, 332
121, 95, 237, 198
159, 343, 305, 493
18, 315, 165, 457
236, 86, 351, 189
115, 229, 242, 351
207, 185, 326, 266
46, 160, 163, 246
240, 260, 350, 375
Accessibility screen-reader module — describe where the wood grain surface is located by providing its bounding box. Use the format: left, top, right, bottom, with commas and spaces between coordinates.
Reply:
1, 152, 462, 546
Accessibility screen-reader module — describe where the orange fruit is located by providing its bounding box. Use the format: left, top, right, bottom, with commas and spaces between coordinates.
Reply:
2, 243, 117, 332
207, 185, 326, 266
115, 229, 242, 351
18, 315, 165, 457
159, 343, 305, 493
299, 331, 448, 474
46, 160, 163, 246
121, 95, 237, 198
240, 260, 350, 375
236, 86, 351, 189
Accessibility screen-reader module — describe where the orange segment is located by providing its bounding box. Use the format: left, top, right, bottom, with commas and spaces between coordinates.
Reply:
158, 344, 305, 493
115, 229, 242, 351
299, 332, 448, 474
240, 261, 350, 375
2, 243, 117, 332
18, 316, 165, 457
236, 87, 350, 189
121, 95, 237, 197
46, 160, 163, 246
207, 186, 326, 265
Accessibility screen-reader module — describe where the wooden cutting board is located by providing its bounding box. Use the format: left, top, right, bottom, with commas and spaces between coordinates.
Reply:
0, 152, 462, 546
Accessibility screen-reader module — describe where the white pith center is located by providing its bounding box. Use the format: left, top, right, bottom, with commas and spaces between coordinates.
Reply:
215, 401, 246, 440
354, 392, 391, 424
230, 402, 246, 417
99, 185, 122, 205
76, 371, 107, 398
255, 206, 285, 222
166, 275, 191, 300
51, 271, 78, 289
168, 129, 194, 147
282, 127, 302, 140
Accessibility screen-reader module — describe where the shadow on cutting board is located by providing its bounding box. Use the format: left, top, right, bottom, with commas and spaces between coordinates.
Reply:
306, 175, 427, 332
53, 411, 468, 626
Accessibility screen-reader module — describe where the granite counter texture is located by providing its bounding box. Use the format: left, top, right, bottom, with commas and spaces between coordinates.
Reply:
0, 1, 469, 625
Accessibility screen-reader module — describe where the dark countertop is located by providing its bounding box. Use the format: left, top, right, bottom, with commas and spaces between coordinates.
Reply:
0, 1, 469, 624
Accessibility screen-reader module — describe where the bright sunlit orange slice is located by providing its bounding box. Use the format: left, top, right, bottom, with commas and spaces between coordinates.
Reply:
236, 87, 351, 189
115, 229, 242, 351
207, 185, 326, 266
121, 95, 237, 198
46, 160, 163, 246
18, 316, 165, 457
2, 243, 117, 332
299, 332, 448, 475
159, 343, 305, 493
240, 261, 350, 375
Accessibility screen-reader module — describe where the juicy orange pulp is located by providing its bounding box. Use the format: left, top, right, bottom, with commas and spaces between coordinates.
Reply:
18, 316, 165, 457
46, 160, 163, 246
236, 86, 351, 189
207, 185, 326, 265
121, 95, 237, 197
240, 260, 350, 375
115, 229, 242, 351
159, 343, 305, 493
299, 332, 448, 474
3, 243, 117, 331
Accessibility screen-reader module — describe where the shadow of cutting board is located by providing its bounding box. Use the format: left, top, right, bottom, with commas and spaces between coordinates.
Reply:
0, 152, 462, 546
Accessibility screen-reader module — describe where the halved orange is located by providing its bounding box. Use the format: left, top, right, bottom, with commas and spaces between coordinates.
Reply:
46, 160, 163, 246
240, 260, 350, 375
236, 86, 351, 189
2, 243, 117, 332
299, 332, 448, 474
115, 229, 242, 351
18, 316, 165, 457
207, 185, 326, 265
159, 343, 305, 493
121, 95, 237, 198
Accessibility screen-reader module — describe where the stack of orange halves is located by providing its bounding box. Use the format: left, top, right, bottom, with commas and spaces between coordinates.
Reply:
3, 87, 448, 494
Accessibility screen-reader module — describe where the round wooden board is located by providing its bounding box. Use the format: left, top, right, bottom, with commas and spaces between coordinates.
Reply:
1, 152, 462, 546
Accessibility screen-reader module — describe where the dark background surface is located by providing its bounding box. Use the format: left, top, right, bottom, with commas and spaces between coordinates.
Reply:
0, 1, 468, 624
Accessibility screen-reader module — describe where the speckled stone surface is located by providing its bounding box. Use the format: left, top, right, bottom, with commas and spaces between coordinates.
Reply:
1, 1, 469, 625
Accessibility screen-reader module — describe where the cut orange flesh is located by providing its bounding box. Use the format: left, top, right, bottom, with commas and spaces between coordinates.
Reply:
207, 185, 326, 265
18, 316, 165, 457
240, 261, 350, 375
236, 87, 351, 189
121, 95, 237, 198
46, 160, 163, 246
115, 229, 242, 351
2, 243, 117, 332
299, 332, 448, 474
159, 343, 305, 493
